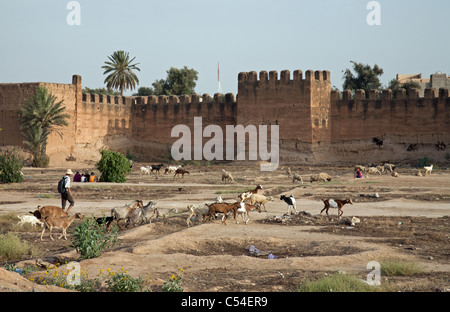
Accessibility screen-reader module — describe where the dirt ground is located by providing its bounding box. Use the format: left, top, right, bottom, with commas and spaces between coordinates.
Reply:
0, 162, 449, 292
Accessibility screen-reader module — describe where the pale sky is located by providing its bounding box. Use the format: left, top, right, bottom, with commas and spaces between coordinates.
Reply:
0, 0, 448, 95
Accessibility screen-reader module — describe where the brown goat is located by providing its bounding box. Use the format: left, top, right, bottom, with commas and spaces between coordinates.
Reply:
320, 198, 353, 218
30, 205, 68, 220
206, 201, 241, 225
174, 168, 190, 178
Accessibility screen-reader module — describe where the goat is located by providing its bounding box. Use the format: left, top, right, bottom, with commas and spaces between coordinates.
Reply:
133, 200, 157, 224
30, 205, 68, 220
424, 164, 433, 175
248, 194, 273, 212
367, 167, 382, 175
17, 215, 43, 227
292, 173, 304, 185
174, 168, 190, 178
221, 169, 234, 183
383, 163, 396, 173
280, 195, 297, 215
285, 167, 292, 177
151, 164, 164, 174
236, 202, 261, 225
320, 198, 353, 218
164, 165, 181, 174
206, 202, 241, 225
187, 204, 209, 227
149, 207, 178, 222
310, 172, 332, 183
186, 196, 224, 227
238, 184, 263, 201
140, 166, 152, 175
40, 213, 83, 241
110, 200, 143, 227
96, 216, 115, 230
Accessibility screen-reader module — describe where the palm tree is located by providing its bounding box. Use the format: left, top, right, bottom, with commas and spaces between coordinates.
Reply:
20, 86, 70, 166
102, 50, 140, 96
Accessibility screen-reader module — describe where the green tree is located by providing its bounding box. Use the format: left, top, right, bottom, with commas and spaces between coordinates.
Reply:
20, 86, 70, 167
96, 150, 132, 183
102, 50, 140, 96
387, 78, 421, 96
136, 66, 198, 96
342, 61, 384, 93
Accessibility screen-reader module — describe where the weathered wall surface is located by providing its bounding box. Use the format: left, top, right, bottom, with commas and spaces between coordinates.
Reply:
1, 71, 449, 165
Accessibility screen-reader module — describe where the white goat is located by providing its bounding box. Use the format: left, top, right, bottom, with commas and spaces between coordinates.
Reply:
221, 169, 234, 182
40, 213, 83, 241
424, 164, 433, 175
164, 165, 182, 174
236, 202, 261, 225
149, 207, 178, 222
140, 166, 152, 175
17, 215, 43, 227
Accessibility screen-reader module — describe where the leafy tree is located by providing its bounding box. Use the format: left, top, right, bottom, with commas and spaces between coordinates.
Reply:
387, 78, 421, 96
135, 66, 198, 96
20, 86, 69, 167
102, 50, 140, 96
0, 148, 25, 183
342, 61, 384, 93
96, 150, 132, 182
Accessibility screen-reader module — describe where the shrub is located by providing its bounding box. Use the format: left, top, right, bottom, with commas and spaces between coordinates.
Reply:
380, 259, 424, 276
297, 273, 373, 292
96, 150, 132, 183
105, 268, 145, 292
0, 233, 32, 260
0, 148, 25, 183
162, 269, 184, 292
418, 156, 431, 167
71, 217, 118, 259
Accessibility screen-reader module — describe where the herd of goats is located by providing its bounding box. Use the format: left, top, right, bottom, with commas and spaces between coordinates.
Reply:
18, 161, 435, 241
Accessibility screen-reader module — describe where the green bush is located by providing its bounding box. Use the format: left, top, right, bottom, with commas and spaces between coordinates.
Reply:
96, 150, 132, 183
297, 273, 373, 292
71, 217, 118, 259
0, 148, 25, 183
380, 259, 424, 276
0, 233, 31, 260
418, 157, 431, 167
105, 269, 145, 292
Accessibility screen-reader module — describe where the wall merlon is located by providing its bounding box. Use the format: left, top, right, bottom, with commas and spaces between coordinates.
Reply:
259, 71, 268, 82
314, 70, 323, 81
280, 70, 291, 83
382, 89, 392, 100
293, 70, 303, 81
355, 89, 365, 99
368, 89, 378, 100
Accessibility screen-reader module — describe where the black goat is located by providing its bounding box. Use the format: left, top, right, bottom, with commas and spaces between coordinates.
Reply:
151, 164, 164, 174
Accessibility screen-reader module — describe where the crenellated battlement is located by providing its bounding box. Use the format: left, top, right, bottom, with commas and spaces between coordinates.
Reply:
330, 87, 449, 101
81, 92, 236, 106
238, 69, 330, 84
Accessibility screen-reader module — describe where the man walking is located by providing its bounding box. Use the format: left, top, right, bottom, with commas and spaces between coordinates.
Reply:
61, 169, 75, 213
